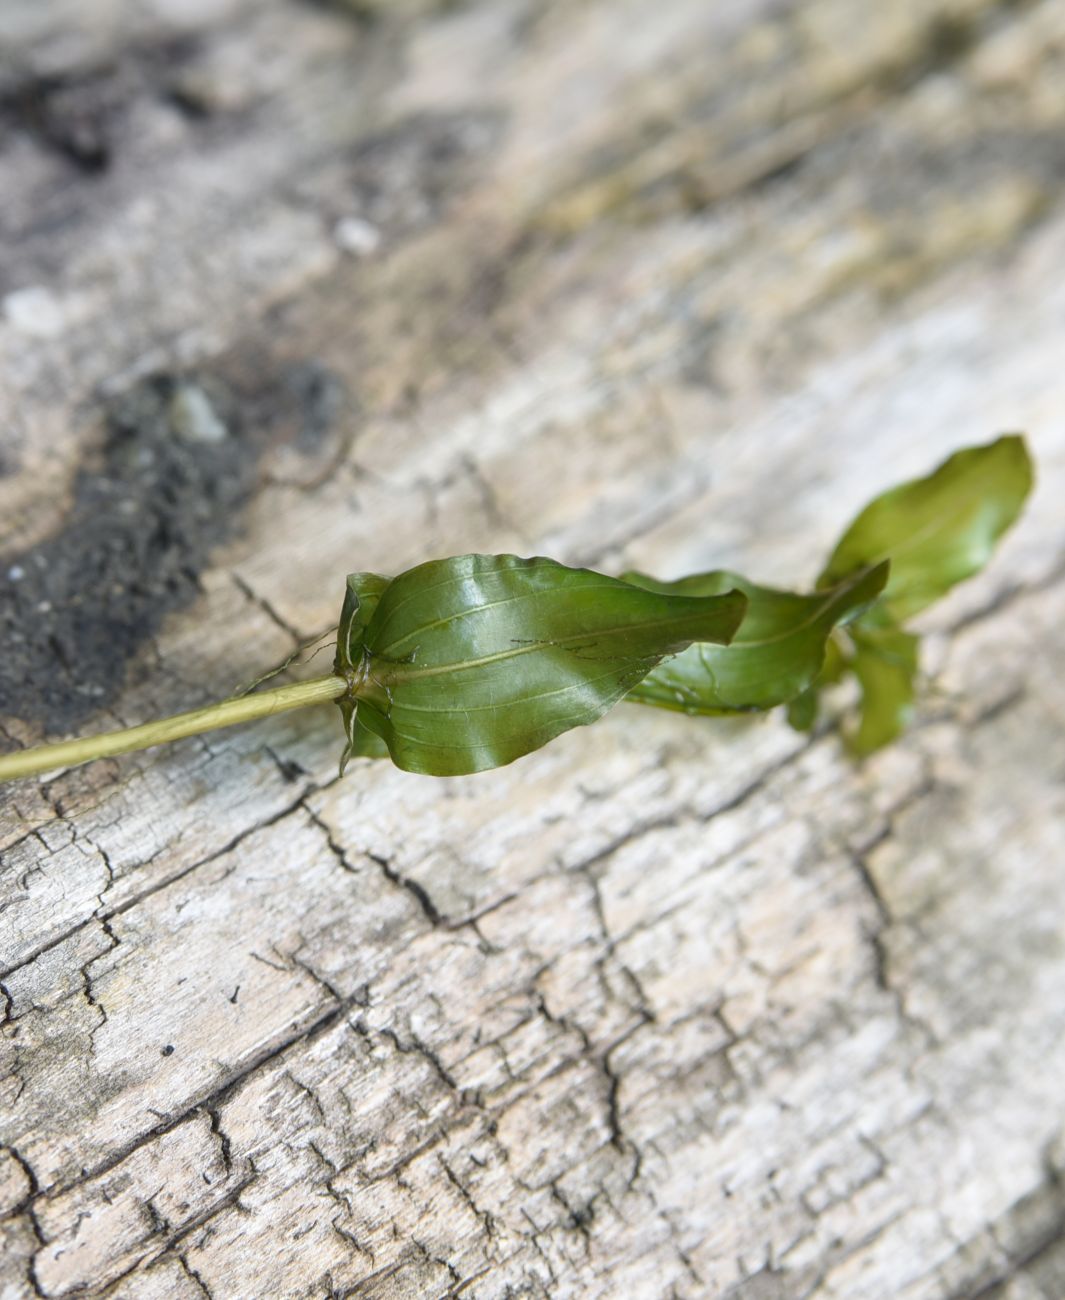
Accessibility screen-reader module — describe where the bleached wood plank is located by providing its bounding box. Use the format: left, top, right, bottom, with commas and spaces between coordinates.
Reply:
2, 1, 1065, 1296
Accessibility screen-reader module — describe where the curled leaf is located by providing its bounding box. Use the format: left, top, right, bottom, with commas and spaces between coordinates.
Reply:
348, 724, 391, 762
623, 563, 888, 715
335, 571, 391, 672
785, 632, 848, 733
334, 571, 390, 771
348, 553, 747, 776
818, 434, 1033, 621
847, 624, 920, 756
785, 683, 819, 733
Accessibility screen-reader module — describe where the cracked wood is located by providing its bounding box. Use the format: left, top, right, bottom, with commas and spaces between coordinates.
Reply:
3, 0, 1065, 1297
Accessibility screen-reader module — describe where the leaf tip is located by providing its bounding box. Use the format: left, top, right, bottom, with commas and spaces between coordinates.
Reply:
994, 430, 1035, 486
720, 588, 751, 644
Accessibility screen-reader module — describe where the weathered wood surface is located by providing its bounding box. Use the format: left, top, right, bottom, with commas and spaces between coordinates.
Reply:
2, 1, 1065, 1296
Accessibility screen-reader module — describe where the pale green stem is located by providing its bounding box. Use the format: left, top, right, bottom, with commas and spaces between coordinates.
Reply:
0, 674, 347, 784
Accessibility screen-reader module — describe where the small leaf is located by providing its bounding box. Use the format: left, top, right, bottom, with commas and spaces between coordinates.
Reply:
333, 571, 391, 772
818, 434, 1033, 621
335, 572, 391, 676
349, 724, 391, 761
351, 553, 747, 776
847, 624, 920, 756
623, 563, 888, 715
785, 632, 849, 733
786, 685, 819, 733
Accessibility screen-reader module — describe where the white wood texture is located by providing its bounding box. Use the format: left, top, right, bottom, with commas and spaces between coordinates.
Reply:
2, 2, 1065, 1296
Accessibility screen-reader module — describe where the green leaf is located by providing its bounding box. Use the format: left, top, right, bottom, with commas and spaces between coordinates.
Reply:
622, 562, 888, 715
818, 434, 1033, 621
786, 684, 819, 733
333, 571, 391, 772
785, 632, 849, 732
348, 724, 391, 761
847, 624, 920, 756
349, 553, 748, 776
335, 572, 392, 675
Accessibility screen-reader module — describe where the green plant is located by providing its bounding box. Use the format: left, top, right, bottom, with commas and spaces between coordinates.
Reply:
0, 435, 1033, 784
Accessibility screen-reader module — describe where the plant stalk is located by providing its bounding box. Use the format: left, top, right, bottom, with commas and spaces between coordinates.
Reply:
0, 674, 348, 784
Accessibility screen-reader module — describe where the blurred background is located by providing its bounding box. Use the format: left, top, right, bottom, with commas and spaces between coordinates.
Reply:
2, 3, 1064, 1297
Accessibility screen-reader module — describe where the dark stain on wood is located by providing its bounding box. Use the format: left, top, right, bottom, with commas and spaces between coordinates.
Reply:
0, 360, 349, 733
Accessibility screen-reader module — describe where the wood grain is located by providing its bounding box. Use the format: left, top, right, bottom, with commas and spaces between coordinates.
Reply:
2, 1, 1065, 1296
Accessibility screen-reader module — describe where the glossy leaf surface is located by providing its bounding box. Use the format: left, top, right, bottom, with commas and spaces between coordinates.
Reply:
818, 434, 1033, 621
848, 624, 920, 756
351, 553, 747, 776
623, 563, 888, 714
